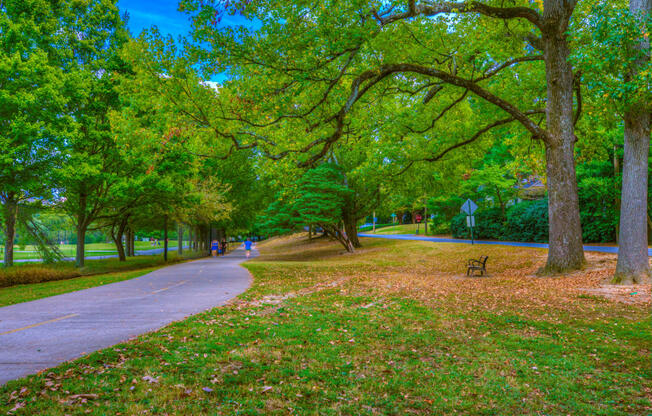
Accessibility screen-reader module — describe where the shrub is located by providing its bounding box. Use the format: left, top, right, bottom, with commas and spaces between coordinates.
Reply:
503, 200, 549, 243
451, 208, 504, 240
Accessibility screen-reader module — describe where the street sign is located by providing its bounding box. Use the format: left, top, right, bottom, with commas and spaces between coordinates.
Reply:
461, 199, 478, 215
466, 215, 476, 227
391, 213, 396, 217
415, 214, 423, 223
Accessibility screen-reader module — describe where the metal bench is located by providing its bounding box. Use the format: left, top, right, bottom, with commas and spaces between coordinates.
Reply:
467, 255, 488, 277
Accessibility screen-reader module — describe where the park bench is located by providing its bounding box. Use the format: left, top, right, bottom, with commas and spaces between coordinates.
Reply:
467, 255, 488, 277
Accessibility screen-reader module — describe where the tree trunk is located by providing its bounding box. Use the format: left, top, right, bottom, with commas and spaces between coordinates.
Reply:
75, 224, 87, 268
322, 223, 354, 252
343, 212, 362, 248
75, 194, 88, 268
541, 7, 585, 273
615, 109, 650, 282
110, 219, 128, 262
163, 216, 168, 262
614, 144, 621, 243
112, 234, 126, 262
614, 0, 651, 284
495, 186, 506, 218
177, 224, 183, 255
2, 198, 17, 268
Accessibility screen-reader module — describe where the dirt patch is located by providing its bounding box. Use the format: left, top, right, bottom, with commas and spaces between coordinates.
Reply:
579, 285, 651, 305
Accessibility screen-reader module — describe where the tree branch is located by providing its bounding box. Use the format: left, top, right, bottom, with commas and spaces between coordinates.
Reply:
376, 1, 542, 29
420, 109, 545, 162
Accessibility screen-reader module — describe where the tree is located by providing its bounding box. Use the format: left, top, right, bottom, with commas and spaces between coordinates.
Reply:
178, 0, 589, 272
55, 0, 131, 267
573, 0, 651, 282
0, 0, 68, 266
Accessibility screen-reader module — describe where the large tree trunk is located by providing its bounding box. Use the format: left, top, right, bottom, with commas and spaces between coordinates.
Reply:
541, 5, 585, 272
616, 110, 651, 283
614, 0, 651, 284
2, 198, 17, 268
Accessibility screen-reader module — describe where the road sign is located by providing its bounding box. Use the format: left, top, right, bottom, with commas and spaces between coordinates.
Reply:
391, 213, 396, 217
415, 214, 423, 223
461, 199, 478, 215
466, 215, 476, 227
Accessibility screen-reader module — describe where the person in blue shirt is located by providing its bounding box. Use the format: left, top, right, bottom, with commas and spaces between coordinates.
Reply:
243, 238, 254, 258
211, 239, 219, 257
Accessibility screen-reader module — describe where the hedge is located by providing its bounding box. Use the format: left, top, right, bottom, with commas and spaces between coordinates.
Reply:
451, 198, 618, 243
452, 200, 548, 243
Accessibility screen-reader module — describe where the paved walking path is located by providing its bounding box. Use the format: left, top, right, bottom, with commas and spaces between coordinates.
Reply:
359, 233, 652, 256
0, 248, 254, 385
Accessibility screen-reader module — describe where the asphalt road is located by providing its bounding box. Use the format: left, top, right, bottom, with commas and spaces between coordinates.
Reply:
0, 248, 253, 385
359, 233, 652, 256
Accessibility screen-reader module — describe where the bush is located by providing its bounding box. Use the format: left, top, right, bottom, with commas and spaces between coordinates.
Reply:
503, 200, 549, 243
0, 265, 81, 287
451, 207, 504, 240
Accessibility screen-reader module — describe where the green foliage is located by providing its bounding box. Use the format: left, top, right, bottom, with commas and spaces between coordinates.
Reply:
295, 164, 351, 227
261, 164, 351, 236
577, 161, 618, 243
451, 207, 505, 240
503, 200, 549, 243
571, 2, 652, 113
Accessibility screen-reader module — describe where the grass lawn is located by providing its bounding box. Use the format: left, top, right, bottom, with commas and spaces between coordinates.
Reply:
369, 223, 433, 235
1, 235, 649, 415
0, 241, 186, 260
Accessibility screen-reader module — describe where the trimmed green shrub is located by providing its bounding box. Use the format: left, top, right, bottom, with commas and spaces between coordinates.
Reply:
503, 200, 549, 243
451, 207, 504, 240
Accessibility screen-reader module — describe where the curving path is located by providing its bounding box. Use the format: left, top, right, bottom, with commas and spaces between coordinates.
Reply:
359, 233, 652, 256
0, 248, 254, 385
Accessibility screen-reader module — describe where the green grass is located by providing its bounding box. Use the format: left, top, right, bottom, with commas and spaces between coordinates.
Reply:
1, 235, 649, 415
0, 241, 186, 260
0, 267, 158, 307
370, 223, 427, 235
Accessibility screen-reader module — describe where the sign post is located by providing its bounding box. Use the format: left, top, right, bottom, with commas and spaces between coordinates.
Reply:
415, 213, 423, 235
372, 211, 376, 233
391, 213, 396, 224
460, 199, 478, 245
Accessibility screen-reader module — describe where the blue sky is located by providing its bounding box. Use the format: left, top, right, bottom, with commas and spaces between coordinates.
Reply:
118, 0, 253, 40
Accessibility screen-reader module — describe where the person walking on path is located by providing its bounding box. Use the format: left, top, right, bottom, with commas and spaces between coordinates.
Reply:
211, 239, 219, 257
243, 238, 254, 258
220, 239, 227, 256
